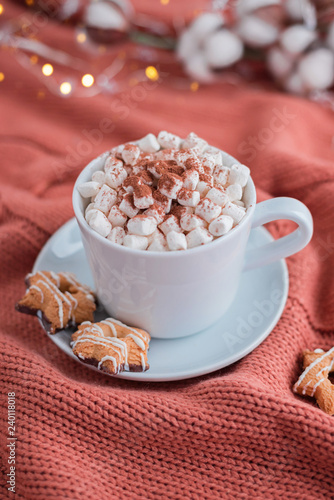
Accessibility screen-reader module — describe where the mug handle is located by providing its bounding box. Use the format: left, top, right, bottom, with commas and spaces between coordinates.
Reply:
243, 197, 313, 271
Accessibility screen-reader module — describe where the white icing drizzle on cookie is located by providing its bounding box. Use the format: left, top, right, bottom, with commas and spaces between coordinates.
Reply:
310, 378, 326, 397
98, 355, 118, 372
50, 271, 60, 287
30, 285, 44, 302
101, 318, 146, 348
294, 346, 334, 392
72, 319, 150, 373
140, 353, 146, 371
59, 272, 95, 302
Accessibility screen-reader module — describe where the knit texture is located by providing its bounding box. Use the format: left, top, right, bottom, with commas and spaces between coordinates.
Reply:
1, 2, 334, 499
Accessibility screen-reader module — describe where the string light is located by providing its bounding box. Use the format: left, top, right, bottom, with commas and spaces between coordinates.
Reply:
0, 4, 3, 14
60, 82, 72, 95
0, 72, 4, 82
76, 33, 86, 43
42, 63, 53, 76
160, 0, 169, 4
190, 81, 199, 92
30, 55, 38, 64
81, 74, 94, 87
145, 66, 159, 81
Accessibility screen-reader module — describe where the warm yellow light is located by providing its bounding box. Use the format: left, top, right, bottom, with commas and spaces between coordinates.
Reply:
25, 0, 34, 5
145, 66, 159, 81
160, 0, 169, 4
81, 74, 94, 87
60, 82, 72, 95
42, 63, 53, 76
190, 81, 199, 92
30, 55, 38, 64
0, 4, 3, 14
76, 32, 86, 43
37, 90, 45, 99
0, 72, 4, 82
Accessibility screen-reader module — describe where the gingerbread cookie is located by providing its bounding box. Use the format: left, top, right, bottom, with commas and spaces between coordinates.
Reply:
71, 318, 150, 375
16, 271, 96, 334
293, 347, 334, 415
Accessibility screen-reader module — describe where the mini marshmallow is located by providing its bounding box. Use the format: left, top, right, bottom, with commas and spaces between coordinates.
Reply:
110, 144, 125, 159
209, 215, 234, 236
123, 176, 143, 193
233, 200, 245, 207
196, 180, 212, 197
107, 205, 128, 227
177, 188, 200, 207
94, 184, 117, 214
148, 231, 168, 251
186, 227, 213, 249
153, 191, 172, 214
144, 204, 165, 224
167, 231, 187, 251
88, 210, 112, 237
132, 163, 146, 175
182, 132, 207, 152
85, 202, 96, 216
107, 227, 125, 245
180, 214, 207, 232
159, 215, 182, 235
147, 228, 165, 245
91, 171, 106, 184
214, 165, 230, 186
226, 183, 242, 201
133, 185, 154, 209
158, 173, 183, 199
138, 133, 160, 153
229, 164, 250, 187
137, 170, 154, 186
201, 154, 217, 173
182, 169, 199, 190
105, 165, 128, 189
122, 144, 140, 165
147, 239, 168, 252
127, 215, 157, 236
147, 161, 167, 179
174, 149, 197, 167
123, 234, 149, 250
85, 208, 100, 224
156, 148, 178, 161
119, 193, 139, 218
104, 156, 123, 173
222, 202, 246, 224
158, 131, 182, 150
77, 181, 101, 198
206, 187, 228, 207
195, 198, 221, 223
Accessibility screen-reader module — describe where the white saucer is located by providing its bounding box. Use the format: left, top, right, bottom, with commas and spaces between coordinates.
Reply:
33, 218, 289, 382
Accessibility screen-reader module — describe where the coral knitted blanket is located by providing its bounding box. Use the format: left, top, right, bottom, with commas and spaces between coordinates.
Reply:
1, 1, 334, 498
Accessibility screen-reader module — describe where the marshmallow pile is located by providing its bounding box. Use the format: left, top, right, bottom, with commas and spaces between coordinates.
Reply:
78, 132, 250, 252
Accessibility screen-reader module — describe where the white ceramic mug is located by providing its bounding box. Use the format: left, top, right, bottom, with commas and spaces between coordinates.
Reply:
73, 150, 313, 339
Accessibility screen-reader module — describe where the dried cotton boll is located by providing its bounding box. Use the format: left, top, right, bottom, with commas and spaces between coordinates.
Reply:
267, 47, 294, 79
204, 30, 244, 68
84, 0, 132, 32
280, 25, 317, 55
237, 14, 279, 47
188, 12, 223, 44
298, 48, 334, 91
184, 52, 213, 84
